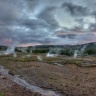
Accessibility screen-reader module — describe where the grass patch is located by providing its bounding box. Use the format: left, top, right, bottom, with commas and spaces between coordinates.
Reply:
43, 57, 62, 63
43, 57, 83, 66
7, 56, 38, 62
0, 92, 4, 96
0, 53, 94, 68
62, 59, 82, 65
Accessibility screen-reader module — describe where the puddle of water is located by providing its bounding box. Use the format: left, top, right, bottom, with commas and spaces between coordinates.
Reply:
0, 65, 61, 96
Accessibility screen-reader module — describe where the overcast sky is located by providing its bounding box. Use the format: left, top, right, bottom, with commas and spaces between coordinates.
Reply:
0, 0, 96, 46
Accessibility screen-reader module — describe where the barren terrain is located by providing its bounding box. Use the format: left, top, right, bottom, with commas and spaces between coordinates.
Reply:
0, 53, 96, 96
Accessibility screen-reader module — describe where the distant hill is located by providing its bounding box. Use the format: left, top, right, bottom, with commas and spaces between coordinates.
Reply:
0, 42, 96, 53
0, 46, 7, 51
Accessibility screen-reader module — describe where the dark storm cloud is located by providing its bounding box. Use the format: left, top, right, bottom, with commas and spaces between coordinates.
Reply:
88, 24, 96, 31
57, 34, 76, 39
62, 2, 88, 16
0, 0, 96, 46
25, 0, 39, 9
38, 7, 59, 29
20, 19, 51, 30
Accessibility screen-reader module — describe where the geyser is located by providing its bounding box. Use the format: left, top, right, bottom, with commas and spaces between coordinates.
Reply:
3, 42, 18, 57
37, 55, 42, 61
74, 50, 78, 58
46, 48, 59, 57
46, 52, 58, 57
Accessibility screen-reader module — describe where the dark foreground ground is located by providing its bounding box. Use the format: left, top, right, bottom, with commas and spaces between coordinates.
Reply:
0, 53, 96, 96
0, 73, 41, 96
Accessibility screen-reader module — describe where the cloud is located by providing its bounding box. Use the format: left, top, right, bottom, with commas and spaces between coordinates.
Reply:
62, 2, 88, 16
0, 0, 96, 46
38, 7, 59, 29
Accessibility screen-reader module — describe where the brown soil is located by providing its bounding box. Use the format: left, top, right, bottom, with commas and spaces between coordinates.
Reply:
16, 62, 96, 96
0, 73, 41, 96
0, 55, 96, 96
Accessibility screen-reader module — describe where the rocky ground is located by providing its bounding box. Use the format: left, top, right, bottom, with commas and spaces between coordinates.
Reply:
0, 54, 96, 96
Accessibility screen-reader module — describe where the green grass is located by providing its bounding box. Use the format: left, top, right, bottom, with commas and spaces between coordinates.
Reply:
43, 57, 62, 62
62, 59, 82, 65
6, 56, 38, 62
0, 92, 4, 96
43, 56, 83, 66
0, 53, 94, 68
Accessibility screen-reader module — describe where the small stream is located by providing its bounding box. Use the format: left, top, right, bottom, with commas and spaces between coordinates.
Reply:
0, 65, 62, 96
